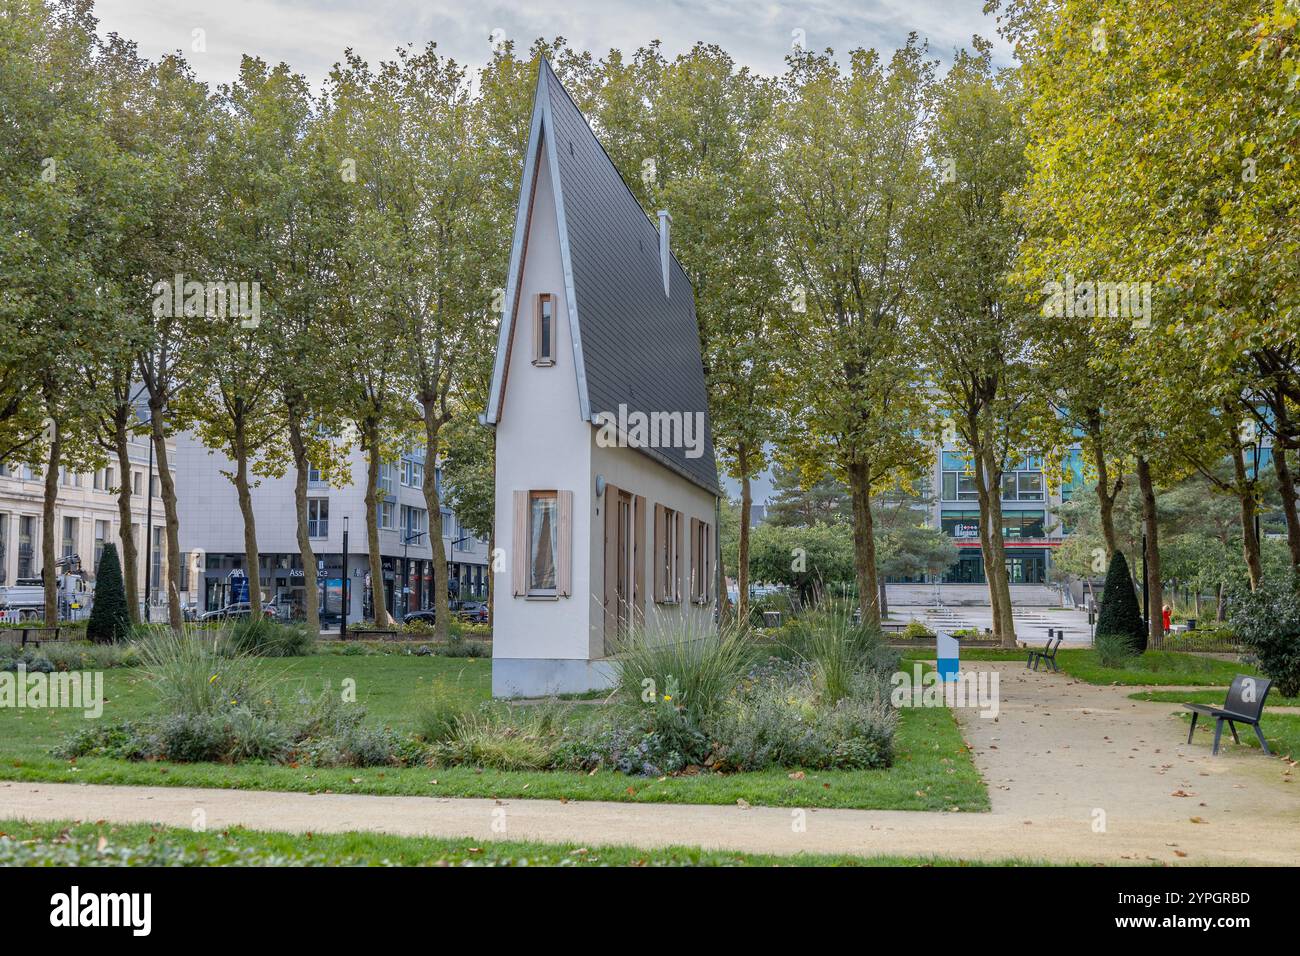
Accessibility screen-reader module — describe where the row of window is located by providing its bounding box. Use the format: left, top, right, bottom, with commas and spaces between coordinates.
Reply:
940, 510, 1047, 540
312, 459, 432, 493
0, 462, 158, 498
518, 489, 713, 606
0, 512, 162, 583
940, 468, 1045, 503
306, 498, 468, 548
652, 503, 713, 605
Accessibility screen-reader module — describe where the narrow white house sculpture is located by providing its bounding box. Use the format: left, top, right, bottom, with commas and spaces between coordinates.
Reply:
483, 59, 721, 698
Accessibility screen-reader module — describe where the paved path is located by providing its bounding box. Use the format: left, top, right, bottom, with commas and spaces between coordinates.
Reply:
2, 663, 1298, 864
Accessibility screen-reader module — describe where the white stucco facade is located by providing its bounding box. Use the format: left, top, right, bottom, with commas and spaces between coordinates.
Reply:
488, 81, 720, 698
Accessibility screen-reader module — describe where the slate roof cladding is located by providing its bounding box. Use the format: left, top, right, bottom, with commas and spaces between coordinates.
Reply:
494, 58, 719, 496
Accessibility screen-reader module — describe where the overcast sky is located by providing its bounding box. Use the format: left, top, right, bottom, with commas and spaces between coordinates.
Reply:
94, 0, 1010, 88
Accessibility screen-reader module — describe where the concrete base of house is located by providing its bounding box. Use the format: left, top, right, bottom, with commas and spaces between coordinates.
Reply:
491, 657, 618, 699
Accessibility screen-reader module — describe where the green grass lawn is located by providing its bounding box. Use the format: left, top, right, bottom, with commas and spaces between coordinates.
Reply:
0, 819, 1050, 867
0, 653, 989, 812
1130, 688, 1300, 708
901, 647, 1258, 686
1120, 689, 1300, 758
1177, 711, 1300, 758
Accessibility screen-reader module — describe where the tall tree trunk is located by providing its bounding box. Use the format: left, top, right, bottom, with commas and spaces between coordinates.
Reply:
1089, 431, 1121, 560
41, 408, 60, 625
286, 409, 320, 634
112, 408, 140, 623
1262, 382, 1300, 570
1216, 581, 1226, 621
362, 418, 389, 628
976, 444, 1016, 647
737, 444, 752, 628
1136, 456, 1163, 647
420, 410, 449, 642
847, 459, 880, 628
1274, 444, 1300, 571
974, 485, 1002, 643
232, 414, 262, 616
148, 399, 183, 630
1230, 441, 1263, 589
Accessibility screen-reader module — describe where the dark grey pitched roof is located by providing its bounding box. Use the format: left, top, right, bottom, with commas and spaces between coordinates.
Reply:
538, 59, 719, 496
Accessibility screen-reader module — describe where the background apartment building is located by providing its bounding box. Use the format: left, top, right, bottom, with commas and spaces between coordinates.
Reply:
924, 442, 1085, 585
0, 432, 172, 609
174, 433, 490, 627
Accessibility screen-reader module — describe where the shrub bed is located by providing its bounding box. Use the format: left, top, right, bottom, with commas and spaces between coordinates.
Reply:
53, 616, 905, 779
0, 641, 138, 672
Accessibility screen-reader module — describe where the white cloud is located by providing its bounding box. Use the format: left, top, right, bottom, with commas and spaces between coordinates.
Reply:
94, 0, 1009, 89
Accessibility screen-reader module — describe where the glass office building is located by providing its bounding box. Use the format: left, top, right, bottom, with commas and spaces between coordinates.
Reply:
930, 447, 1082, 585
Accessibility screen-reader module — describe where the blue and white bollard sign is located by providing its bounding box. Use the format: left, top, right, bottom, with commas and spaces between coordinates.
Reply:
936, 630, 960, 682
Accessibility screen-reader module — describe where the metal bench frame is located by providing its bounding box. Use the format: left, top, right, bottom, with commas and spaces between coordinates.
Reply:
1027, 632, 1063, 672
1184, 675, 1273, 756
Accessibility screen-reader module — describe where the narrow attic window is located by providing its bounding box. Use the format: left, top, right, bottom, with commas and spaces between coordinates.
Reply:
533, 293, 556, 366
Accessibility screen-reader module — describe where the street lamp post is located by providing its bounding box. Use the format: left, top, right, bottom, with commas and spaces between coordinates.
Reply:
340, 516, 349, 641
132, 394, 157, 623
401, 529, 427, 620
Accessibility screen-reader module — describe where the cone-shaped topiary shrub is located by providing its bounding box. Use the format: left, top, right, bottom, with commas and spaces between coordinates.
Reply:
1096, 550, 1146, 653
87, 543, 131, 644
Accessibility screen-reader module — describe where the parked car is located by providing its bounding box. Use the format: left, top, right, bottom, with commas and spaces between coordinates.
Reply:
455, 601, 488, 624
402, 609, 437, 626
199, 602, 275, 623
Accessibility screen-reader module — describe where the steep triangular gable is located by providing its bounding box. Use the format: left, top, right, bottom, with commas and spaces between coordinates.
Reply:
483, 62, 590, 427
485, 59, 720, 497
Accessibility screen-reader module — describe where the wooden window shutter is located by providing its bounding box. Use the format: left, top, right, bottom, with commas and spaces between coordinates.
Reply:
512, 491, 528, 597
675, 511, 684, 602
689, 516, 701, 602
556, 490, 573, 597
703, 521, 712, 602
653, 503, 666, 603
634, 495, 646, 619
602, 483, 619, 647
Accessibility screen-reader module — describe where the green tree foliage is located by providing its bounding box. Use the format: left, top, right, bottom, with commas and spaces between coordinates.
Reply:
1096, 551, 1146, 653
87, 544, 130, 644
1230, 574, 1300, 698
911, 41, 1041, 647
772, 40, 935, 628
766, 463, 850, 528
746, 522, 855, 606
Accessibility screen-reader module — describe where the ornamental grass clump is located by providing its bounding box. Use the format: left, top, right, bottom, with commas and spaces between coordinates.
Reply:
134, 626, 275, 718
777, 603, 897, 704
221, 618, 314, 658
611, 619, 755, 724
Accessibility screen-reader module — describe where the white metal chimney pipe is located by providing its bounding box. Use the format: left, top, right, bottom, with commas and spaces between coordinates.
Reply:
657, 209, 672, 296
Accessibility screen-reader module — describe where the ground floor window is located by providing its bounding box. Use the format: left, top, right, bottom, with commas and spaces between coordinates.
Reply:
942, 548, 1048, 585
94, 520, 108, 570
18, 516, 34, 579
528, 491, 557, 594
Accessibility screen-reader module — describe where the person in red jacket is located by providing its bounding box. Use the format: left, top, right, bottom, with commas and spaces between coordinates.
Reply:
1162, 604, 1172, 633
